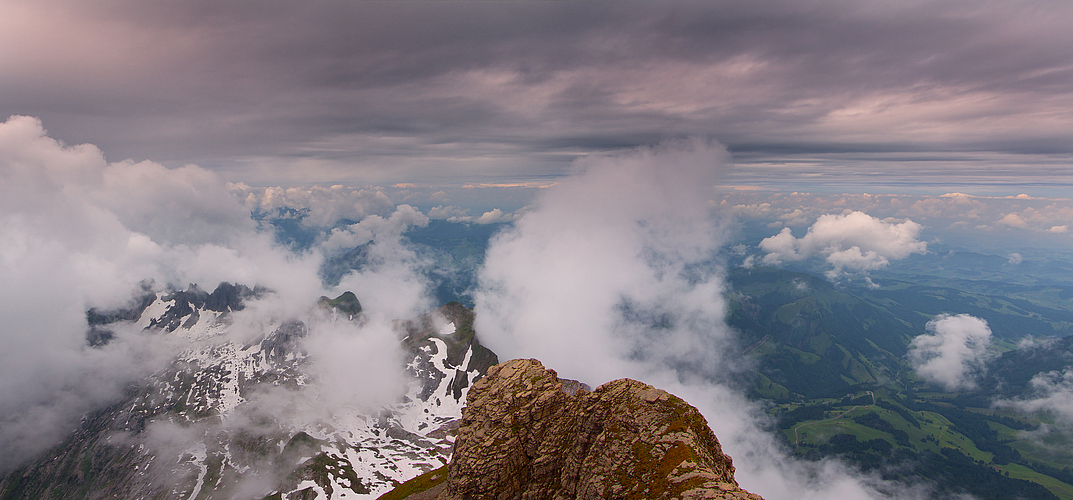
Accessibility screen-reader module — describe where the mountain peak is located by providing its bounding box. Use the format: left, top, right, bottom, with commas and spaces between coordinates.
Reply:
427, 359, 763, 500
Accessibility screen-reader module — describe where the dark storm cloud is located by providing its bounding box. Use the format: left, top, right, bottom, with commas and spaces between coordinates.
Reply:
2, 0, 1072, 187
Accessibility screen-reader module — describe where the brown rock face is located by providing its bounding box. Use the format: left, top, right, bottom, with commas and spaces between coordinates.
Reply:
439, 359, 763, 500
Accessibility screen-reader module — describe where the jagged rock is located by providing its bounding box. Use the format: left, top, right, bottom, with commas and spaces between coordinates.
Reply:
318, 291, 363, 318
399, 302, 499, 402
438, 359, 763, 500
149, 282, 263, 332
85, 281, 158, 346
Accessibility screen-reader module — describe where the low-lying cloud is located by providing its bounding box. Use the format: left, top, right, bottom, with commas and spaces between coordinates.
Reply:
724, 191, 1073, 253
997, 368, 1073, 427
475, 138, 734, 383
428, 205, 519, 224
759, 211, 926, 277
0, 116, 432, 472
229, 183, 396, 228
475, 139, 911, 499
908, 314, 993, 391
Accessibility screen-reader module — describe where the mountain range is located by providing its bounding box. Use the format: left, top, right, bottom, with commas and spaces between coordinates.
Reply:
0, 283, 494, 500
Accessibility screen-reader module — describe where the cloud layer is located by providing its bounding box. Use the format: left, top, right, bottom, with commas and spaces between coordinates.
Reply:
908, 314, 993, 391
724, 190, 1073, 253
3, 1, 1073, 189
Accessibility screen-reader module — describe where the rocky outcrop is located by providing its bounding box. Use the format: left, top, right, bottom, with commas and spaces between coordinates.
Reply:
438, 359, 763, 500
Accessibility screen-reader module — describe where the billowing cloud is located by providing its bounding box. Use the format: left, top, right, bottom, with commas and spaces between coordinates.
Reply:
908, 314, 993, 391
427, 205, 470, 220
719, 190, 1073, 255
425, 205, 517, 224
474, 208, 514, 224
323, 204, 429, 251
0, 116, 432, 471
228, 183, 395, 227
998, 212, 1027, 228
475, 140, 907, 500
476, 139, 733, 382
759, 211, 926, 277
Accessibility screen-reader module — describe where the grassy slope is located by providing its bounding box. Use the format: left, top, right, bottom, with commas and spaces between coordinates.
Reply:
734, 267, 1073, 498
376, 466, 448, 500
728, 267, 916, 400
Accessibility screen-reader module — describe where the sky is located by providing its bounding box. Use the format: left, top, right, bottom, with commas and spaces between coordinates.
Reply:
3, 0, 1073, 198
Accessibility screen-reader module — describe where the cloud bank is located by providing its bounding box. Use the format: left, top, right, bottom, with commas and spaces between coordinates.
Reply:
229, 183, 396, 227
0, 116, 432, 471
475, 140, 908, 499
475, 138, 733, 383
759, 211, 926, 277
5, 1, 1073, 190
908, 314, 993, 391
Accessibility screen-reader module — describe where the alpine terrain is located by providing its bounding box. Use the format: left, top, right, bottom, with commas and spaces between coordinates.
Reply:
0, 283, 497, 500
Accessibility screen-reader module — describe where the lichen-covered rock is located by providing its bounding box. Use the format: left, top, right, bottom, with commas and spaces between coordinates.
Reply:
440, 359, 763, 500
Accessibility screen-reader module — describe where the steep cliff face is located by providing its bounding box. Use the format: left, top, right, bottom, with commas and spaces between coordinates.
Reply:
437, 359, 763, 500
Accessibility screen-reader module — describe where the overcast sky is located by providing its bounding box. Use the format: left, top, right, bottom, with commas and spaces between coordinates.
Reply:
3, 0, 1073, 196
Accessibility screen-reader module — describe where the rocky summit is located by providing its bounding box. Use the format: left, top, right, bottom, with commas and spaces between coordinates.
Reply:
426, 359, 763, 500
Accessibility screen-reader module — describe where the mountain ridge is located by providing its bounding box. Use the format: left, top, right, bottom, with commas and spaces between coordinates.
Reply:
0, 285, 492, 500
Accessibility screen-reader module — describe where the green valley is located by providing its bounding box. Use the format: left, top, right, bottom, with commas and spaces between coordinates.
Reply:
728, 266, 1073, 499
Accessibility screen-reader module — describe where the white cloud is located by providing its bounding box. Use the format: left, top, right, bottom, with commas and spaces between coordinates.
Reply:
323, 204, 429, 252
474, 208, 513, 224
731, 202, 774, 219
778, 208, 811, 226
228, 183, 395, 227
996, 368, 1073, 426
716, 191, 1073, 252
908, 314, 993, 390
426, 205, 515, 224
427, 205, 470, 220
475, 139, 904, 500
1008, 252, 1023, 265
0, 116, 308, 468
475, 139, 733, 384
758, 211, 925, 277
0, 116, 431, 471
997, 212, 1027, 228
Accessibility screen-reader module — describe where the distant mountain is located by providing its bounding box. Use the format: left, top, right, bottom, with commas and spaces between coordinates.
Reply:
727, 267, 916, 399
727, 265, 1073, 401
878, 248, 1073, 288
732, 267, 1073, 498
980, 335, 1073, 396
319, 221, 506, 308
0, 284, 496, 500
851, 278, 1073, 341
